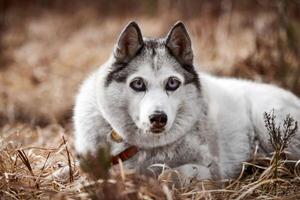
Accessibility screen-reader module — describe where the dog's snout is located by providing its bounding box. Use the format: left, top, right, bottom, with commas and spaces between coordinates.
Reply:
149, 111, 168, 132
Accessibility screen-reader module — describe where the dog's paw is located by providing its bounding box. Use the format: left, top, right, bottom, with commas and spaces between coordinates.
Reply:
158, 169, 184, 188
176, 164, 211, 182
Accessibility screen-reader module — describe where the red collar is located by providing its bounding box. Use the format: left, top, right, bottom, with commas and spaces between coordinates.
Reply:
111, 146, 138, 165
110, 130, 138, 165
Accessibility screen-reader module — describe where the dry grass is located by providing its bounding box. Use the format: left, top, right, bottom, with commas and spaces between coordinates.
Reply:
1, 119, 300, 199
0, 1, 300, 199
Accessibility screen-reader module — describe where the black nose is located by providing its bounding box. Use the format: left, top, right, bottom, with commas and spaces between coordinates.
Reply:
149, 111, 168, 129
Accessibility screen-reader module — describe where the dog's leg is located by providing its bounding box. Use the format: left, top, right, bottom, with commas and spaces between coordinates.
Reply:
74, 105, 111, 156
157, 163, 211, 187
73, 74, 111, 156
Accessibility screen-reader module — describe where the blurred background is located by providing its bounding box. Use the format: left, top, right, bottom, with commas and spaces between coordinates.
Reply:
0, 0, 300, 127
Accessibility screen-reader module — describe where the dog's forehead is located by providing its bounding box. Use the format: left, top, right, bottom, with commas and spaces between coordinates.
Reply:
133, 60, 182, 80
105, 37, 200, 89
143, 38, 165, 49
134, 39, 200, 89
141, 38, 166, 60
137, 38, 174, 70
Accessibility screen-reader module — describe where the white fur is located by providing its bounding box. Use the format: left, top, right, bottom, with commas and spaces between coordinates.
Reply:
73, 24, 300, 180
74, 59, 300, 180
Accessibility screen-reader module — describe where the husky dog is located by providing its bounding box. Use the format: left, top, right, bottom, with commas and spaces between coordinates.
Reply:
73, 21, 300, 180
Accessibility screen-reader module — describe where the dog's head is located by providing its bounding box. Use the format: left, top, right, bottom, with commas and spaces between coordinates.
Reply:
98, 21, 206, 148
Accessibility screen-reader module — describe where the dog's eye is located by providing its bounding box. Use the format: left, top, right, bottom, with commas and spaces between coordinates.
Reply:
130, 78, 146, 92
166, 77, 181, 91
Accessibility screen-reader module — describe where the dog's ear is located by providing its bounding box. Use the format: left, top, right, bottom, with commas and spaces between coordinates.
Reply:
166, 21, 193, 66
114, 21, 144, 63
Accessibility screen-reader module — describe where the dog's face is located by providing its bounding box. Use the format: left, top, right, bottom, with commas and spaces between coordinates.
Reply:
127, 57, 185, 134
98, 21, 205, 148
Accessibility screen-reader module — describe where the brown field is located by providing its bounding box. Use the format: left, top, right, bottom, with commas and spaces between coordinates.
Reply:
1, 1, 300, 199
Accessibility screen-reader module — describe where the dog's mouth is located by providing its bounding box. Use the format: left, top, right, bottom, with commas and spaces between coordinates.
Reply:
150, 128, 165, 134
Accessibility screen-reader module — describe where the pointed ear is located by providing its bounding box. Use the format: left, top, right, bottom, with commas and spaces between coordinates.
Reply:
166, 21, 193, 66
113, 21, 144, 63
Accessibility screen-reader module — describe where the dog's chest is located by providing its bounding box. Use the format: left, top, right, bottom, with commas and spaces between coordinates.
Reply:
125, 131, 212, 170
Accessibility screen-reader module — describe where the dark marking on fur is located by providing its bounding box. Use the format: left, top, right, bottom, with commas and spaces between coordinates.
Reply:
152, 48, 156, 57
166, 46, 200, 90
144, 39, 161, 49
105, 39, 160, 86
105, 62, 128, 86
144, 39, 159, 70
105, 43, 145, 86
181, 64, 201, 90
105, 38, 200, 90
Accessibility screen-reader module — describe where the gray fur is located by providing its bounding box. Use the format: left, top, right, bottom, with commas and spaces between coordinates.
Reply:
73, 21, 300, 182
106, 37, 200, 89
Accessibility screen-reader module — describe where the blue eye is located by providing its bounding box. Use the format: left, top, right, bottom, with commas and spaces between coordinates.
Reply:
166, 77, 181, 91
130, 78, 146, 92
